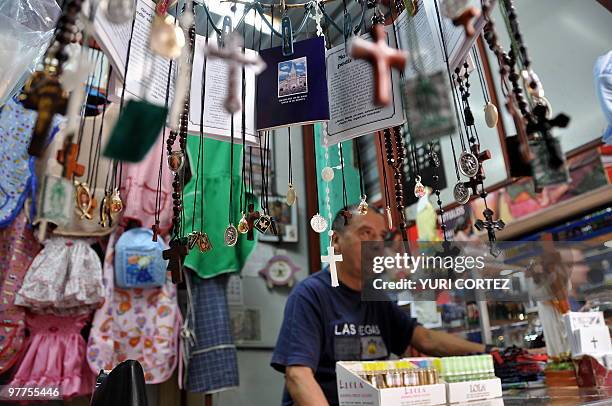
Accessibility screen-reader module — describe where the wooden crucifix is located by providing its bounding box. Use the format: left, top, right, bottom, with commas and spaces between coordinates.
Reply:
464, 143, 491, 195
526, 103, 570, 169
246, 203, 260, 241
204, 33, 267, 114
349, 24, 408, 106
20, 72, 68, 157
56, 141, 85, 179
163, 239, 189, 284
453, 7, 481, 38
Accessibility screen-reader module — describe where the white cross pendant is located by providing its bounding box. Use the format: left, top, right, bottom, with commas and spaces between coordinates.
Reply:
321, 245, 343, 287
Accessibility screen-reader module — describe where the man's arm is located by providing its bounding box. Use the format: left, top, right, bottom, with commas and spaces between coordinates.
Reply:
285, 366, 329, 406
409, 325, 485, 356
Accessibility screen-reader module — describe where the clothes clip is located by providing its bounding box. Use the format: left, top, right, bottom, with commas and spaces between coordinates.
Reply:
219, 15, 232, 48
281, 14, 294, 56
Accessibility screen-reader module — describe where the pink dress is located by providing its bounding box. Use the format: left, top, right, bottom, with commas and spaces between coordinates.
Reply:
10, 313, 95, 399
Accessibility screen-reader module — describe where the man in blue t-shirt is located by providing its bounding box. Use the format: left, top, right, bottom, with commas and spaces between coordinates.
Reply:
271, 206, 487, 406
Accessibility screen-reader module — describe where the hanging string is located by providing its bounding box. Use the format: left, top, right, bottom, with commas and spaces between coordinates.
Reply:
199, 3, 210, 232
288, 127, 293, 186
354, 139, 365, 198
377, 132, 391, 209
472, 46, 490, 103
338, 143, 349, 210
82, 51, 105, 186
90, 66, 113, 195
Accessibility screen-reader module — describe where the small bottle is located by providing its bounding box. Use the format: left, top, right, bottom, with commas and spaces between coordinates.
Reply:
374, 371, 386, 389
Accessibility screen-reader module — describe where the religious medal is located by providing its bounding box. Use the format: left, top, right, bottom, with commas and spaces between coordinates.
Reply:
187, 231, 200, 250
413, 176, 427, 198
255, 215, 272, 234
110, 188, 123, 213
458, 151, 479, 178
286, 183, 297, 206
321, 167, 334, 182
237, 213, 249, 234
75, 182, 95, 220
198, 232, 212, 253
310, 213, 328, 233
357, 195, 368, 215
385, 207, 393, 230
168, 151, 185, 173
150, 14, 185, 60
484, 102, 498, 128
453, 182, 471, 204
100, 0, 136, 24
429, 150, 440, 168
224, 223, 238, 247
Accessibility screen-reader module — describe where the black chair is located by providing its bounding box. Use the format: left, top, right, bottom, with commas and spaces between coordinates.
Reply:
90, 360, 149, 406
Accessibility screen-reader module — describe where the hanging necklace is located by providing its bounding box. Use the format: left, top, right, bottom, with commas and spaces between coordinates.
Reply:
383, 126, 409, 242
162, 5, 195, 283
472, 46, 498, 129
310, 124, 331, 234
354, 139, 368, 215
338, 143, 351, 225
377, 132, 393, 229
285, 127, 297, 206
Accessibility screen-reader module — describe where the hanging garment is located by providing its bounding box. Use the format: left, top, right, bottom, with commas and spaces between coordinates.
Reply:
114, 227, 168, 289
0, 98, 62, 228
0, 209, 41, 374
182, 137, 256, 279
87, 230, 181, 384
9, 313, 96, 399
185, 271, 239, 393
15, 237, 104, 314
35, 103, 118, 237
119, 133, 174, 235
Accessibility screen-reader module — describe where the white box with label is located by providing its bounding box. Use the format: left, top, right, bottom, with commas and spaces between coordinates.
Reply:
446, 378, 503, 404
336, 362, 446, 406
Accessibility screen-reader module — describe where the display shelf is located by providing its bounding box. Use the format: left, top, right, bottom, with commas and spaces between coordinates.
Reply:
478, 185, 612, 241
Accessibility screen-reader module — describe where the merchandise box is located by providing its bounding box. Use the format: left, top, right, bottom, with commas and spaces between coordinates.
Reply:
446, 378, 503, 404
336, 362, 446, 406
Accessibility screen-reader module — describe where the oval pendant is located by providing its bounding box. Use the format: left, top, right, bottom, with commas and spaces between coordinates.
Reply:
458, 151, 479, 178
286, 183, 297, 206
357, 196, 368, 215
484, 102, 498, 128
321, 167, 334, 182
75, 182, 94, 220
224, 223, 238, 246
168, 150, 185, 173
385, 207, 393, 230
453, 182, 471, 205
310, 213, 328, 233
414, 176, 427, 198
110, 189, 123, 213
198, 232, 212, 253
237, 214, 249, 234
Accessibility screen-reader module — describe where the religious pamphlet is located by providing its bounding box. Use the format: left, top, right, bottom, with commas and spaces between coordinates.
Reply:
325, 26, 405, 145
93, 0, 176, 106
187, 34, 258, 146
256, 37, 330, 131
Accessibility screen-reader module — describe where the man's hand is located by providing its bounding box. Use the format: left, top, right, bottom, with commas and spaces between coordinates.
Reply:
285, 366, 329, 406
410, 326, 486, 356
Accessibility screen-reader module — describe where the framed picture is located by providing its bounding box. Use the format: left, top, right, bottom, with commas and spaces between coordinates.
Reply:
259, 196, 298, 243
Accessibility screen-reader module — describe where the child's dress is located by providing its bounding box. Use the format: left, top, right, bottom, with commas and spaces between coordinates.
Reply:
15, 237, 104, 314
9, 313, 95, 399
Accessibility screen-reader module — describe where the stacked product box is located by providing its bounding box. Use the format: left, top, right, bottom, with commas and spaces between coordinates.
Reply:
337, 355, 502, 406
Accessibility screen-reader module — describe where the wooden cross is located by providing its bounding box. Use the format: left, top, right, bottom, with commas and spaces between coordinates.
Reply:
474, 208, 505, 243
20, 72, 68, 157
463, 143, 490, 196
350, 24, 408, 106
246, 203, 260, 241
321, 245, 343, 287
204, 33, 267, 114
56, 142, 85, 179
526, 104, 569, 169
453, 6, 481, 38
163, 239, 188, 284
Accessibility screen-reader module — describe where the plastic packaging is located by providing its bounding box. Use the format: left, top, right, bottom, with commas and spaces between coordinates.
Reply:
0, 0, 61, 106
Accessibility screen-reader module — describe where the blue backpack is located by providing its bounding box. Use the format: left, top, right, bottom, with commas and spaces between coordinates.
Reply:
114, 228, 167, 288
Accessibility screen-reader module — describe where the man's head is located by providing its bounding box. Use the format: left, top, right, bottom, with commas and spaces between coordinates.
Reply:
331, 205, 388, 285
